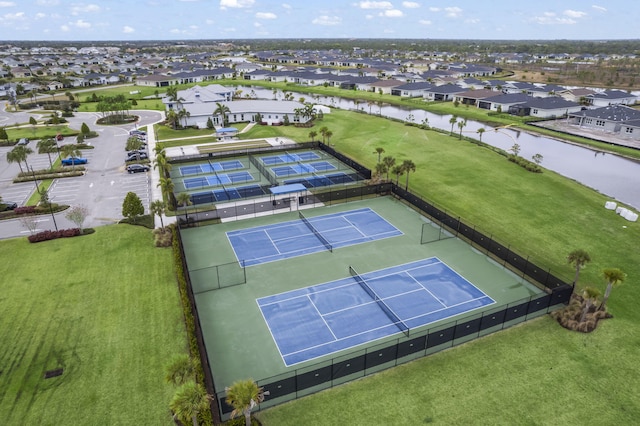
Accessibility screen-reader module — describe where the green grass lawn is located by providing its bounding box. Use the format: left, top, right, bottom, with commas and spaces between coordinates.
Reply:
253, 110, 640, 425
0, 226, 187, 425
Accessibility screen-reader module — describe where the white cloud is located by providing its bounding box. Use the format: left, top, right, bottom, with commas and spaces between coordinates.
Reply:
444, 6, 462, 18
358, 1, 392, 9
282, 3, 291, 9
531, 12, 577, 25
123, 25, 134, 33
254, 22, 262, 28
402, 1, 420, 8
564, 9, 586, 18
70, 4, 100, 15
429, 7, 440, 12
418, 19, 431, 25
220, 0, 255, 8
592, 5, 607, 12
35, 12, 46, 19
380, 9, 403, 17
37, 0, 59, 5
256, 12, 277, 19
2, 11, 25, 20
205, 19, 215, 25
60, 24, 69, 32
74, 19, 91, 28
312, 15, 341, 26
0, 1, 16, 7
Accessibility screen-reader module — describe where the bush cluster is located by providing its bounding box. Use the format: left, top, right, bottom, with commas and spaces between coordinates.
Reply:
14, 206, 36, 215
508, 155, 542, 173
171, 226, 213, 425
28, 228, 81, 243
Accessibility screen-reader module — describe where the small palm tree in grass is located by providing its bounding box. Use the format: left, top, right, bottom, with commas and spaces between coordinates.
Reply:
319, 126, 329, 143
373, 147, 385, 163
165, 354, 195, 386
391, 164, 404, 186
176, 192, 193, 222
599, 268, 626, 311
382, 155, 396, 181
308, 130, 317, 142
567, 249, 591, 287
401, 159, 416, 190
169, 381, 211, 426
225, 379, 268, 426
150, 199, 166, 229
374, 162, 387, 180
477, 127, 485, 142
449, 115, 457, 135
580, 286, 601, 323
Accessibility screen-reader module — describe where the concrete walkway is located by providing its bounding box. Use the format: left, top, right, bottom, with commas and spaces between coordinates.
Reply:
145, 121, 177, 229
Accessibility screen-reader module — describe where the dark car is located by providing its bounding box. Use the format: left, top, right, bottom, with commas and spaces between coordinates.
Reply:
61, 157, 88, 166
127, 164, 150, 174
17, 138, 30, 145
127, 150, 147, 157
1, 200, 18, 210
126, 152, 148, 161
129, 130, 146, 136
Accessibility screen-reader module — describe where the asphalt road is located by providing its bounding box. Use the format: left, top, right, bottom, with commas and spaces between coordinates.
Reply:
0, 108, 164, 239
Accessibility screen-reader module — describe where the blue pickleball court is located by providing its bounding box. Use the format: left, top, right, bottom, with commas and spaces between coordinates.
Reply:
257, 257, 496, 366
226, 208, 403, 266
179, 160, 244, 176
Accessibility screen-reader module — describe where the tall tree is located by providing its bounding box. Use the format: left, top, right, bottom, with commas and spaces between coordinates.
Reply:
325, 130, 333, 145
567, 249, 591, 287
319, 126, 329, 143
8, 145, 33, 173
374, 147, 385, 163
37, 138, 56, 170
150, 199, 166, 229
226, 379, 268, 426
122, 191, 144, 223
166, 109, 179, 130
308, 130, 317, 142
157, 176, 175, 207
382, 156, 396, 181
457, 119, 467, 140
170, 381, 211, 426
391, 165, 404, 186
214, 102, 231, 127
176, 192, 193, 222
477, 127, 486, 142
401, 159, 416, 190
449, 115, 458, 135
599, 268, 626, 311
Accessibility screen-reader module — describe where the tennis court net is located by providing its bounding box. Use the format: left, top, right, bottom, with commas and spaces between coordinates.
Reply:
349, 265, 410, 338
298, 211, 333, 252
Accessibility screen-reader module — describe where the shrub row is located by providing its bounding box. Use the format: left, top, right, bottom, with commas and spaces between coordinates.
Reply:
28, 228, 81, 243
508, 155, 542, 173
15, 206, 36, 214
171, 226, 214, 425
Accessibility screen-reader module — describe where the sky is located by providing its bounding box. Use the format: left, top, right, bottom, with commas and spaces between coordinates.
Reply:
0, 0, 637, 42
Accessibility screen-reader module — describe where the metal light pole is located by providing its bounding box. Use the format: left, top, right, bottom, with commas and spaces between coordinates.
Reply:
48, 196, 58, 232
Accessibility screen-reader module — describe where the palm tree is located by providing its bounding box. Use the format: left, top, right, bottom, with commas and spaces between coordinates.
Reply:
8, 145, 34, 173
225, 379, 268, 426
176, 192, 193, 222
157, 176, 175, 206
164, 354, 194, 386
375, 162, 387, 179
382, 156, 396, 181
61, 144, 81, 170
449, 115, 458, 135
169, 381, 211, 426
391, 165, 404, 186
580, 286, 601, 323
373, 147, 385, 163
214, 102, 231, 127
325, 130, 333, 145
319, 126, 329, 143
477, 127, 486, 142
154, 150, 172, 174
401, 159, 416, 190
37, 138, 57, 170
166, 109, 179, 130
567, 249, 591, 287
457, 119, 467, 140
150, 199, 166, 229
308, 130, 317, 142
599, 268, 626, 311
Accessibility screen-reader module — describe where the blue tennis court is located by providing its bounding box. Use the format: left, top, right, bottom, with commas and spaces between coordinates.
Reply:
257, 257, 496, 366
183, 171, 253, 189
179, 160, 244, 176
260, 151, 321, 166
284, 172, 355, 188
227, 208, 403, 266
191, 184, 267, 204
271, 161, 336, 177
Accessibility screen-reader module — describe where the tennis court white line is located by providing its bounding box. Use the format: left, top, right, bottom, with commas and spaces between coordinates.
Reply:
307, 295, 338, 342
405, 272, 448, 309
262, 229, 282, 255
401, 295, 495, 325
255, 298, 289, 366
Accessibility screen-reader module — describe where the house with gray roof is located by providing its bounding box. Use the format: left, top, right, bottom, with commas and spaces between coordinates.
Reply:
479, 93, 531, 111
567, 104, 640, 140
586, 90, 637, 107
391, 82, 434, 97
180, 99, 309, 128
507, 96, 581, 118
423, 84, 466, 101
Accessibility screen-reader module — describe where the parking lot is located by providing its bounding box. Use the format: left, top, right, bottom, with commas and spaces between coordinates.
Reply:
0, 109, 163, 237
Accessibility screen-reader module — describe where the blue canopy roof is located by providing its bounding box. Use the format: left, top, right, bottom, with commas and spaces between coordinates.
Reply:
269, 184, 306, 195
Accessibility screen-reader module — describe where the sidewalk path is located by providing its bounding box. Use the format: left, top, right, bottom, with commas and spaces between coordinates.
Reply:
145, 120, 177, 228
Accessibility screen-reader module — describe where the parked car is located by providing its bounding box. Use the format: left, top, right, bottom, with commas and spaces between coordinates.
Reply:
126, 164, 150, 174
1, 200, 18, 210
17, 138, 29, 145
126, 152, 148, 162
129, 130, 146, 136
61, 157, 88, 166
127, 150, 147, 157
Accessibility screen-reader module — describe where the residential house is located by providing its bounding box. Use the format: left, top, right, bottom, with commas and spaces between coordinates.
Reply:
507, 96, 581, 118
479, 93, 531, 111
567, 104, 640, 140
453, 89, 497, 107
136, 73, 178, 87
369, 79, 405, 95
585, 90, 637, 107
180, 99, 309, 128
423, 84, 466, 101
391, 82, 434, 98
